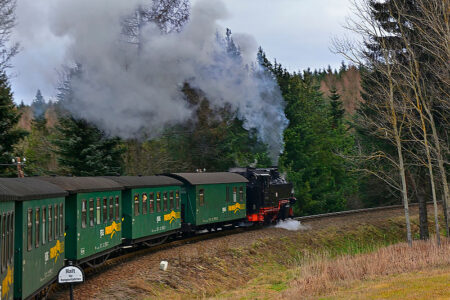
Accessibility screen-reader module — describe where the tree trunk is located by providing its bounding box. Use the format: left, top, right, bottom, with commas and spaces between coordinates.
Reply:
410, 172, 429, 240
427, 111, 449, 237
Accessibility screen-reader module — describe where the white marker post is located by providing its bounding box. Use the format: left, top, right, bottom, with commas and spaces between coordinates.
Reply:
58, 264, 84, 300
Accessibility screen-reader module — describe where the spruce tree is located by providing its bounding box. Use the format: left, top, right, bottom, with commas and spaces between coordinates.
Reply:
52, 116, 124, 176
31, 89, 47, 131
0, 72, 27, 176
52, 64, 124, 176
279, 69, 356, 215
329, 87, 345, 128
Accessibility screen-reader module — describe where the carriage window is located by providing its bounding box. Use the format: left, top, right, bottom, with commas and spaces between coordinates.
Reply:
89, 198, 94, 227
156, 192, 161, 212
60, 203, 64, 237
81, 199, 87, 228
239, 187, 244, 201
199, 189, 205, 206
103, 198, 108, 223
115, 196, 120, 220
54, 204, 59, 239
109, 196, 114, 221
3, 214, 7, 267
175, 190, 180, 209
142, 194, 148, 215
163, 192, 168, 211
6, 214, 10, 264
134, 194, 140, 216
42, 207, 46, 245
35, 209, 40, 248
96, 198, 101, 225
226, 186, 230, 202
169, 192, 174, 210
0, 216, 2, 271
9, 213, 13, 263
48, 206, 53, 241
149, 193, 155, 213
233, 187, 237, 202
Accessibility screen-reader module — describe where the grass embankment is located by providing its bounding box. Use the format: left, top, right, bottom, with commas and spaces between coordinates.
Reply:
131, 215, 449, 299
321, 268, 449, 300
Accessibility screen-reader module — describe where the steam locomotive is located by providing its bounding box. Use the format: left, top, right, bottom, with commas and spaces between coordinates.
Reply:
230, 167, 296, 223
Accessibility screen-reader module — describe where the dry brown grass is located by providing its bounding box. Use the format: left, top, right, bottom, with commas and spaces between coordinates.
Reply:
283, 239, 450, 299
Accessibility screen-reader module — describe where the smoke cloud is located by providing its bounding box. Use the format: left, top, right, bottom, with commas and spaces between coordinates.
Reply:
275, 220, 309, 231
49, 0, 288, 162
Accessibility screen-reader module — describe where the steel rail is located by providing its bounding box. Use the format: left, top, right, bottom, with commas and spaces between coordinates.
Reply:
294, 202, 438, 221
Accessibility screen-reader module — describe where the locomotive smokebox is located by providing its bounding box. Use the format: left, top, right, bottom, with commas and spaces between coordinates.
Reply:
229, 167, 296, 223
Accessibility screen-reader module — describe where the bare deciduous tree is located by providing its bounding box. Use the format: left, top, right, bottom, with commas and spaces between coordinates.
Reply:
333, 0, 413, 246
0, 0, 18, 71
121, 0, 190, 49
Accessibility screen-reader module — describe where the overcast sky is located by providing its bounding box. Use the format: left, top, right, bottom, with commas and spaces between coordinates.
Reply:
8, 0, 354, 104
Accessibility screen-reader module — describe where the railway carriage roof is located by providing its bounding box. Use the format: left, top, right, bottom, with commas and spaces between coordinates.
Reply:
39, 177, 124, 194
168, 172, 248, 185
0, 178, 68, 201
105, 176, 182, 188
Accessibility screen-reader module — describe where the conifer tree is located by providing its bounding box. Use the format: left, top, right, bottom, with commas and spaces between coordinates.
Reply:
31, 89, 47, 131
52, 116, 124, 176
0, 72, 27, 176
329, 87, 345, 128
52, 64, 124, 176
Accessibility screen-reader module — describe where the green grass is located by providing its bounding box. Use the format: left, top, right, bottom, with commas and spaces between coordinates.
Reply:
320, 267, 450, 300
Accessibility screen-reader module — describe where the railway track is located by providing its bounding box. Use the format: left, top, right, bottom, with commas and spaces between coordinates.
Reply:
48, 202, 426, 299
294, 202, 427, 221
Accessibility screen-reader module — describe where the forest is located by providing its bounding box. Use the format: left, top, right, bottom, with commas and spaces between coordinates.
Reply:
0, 0, 448, 242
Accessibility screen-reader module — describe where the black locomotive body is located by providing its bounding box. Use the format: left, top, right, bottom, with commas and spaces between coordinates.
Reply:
229, 167, 296, 223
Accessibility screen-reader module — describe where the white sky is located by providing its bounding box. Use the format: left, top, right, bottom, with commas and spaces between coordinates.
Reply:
9, 0, 355, 104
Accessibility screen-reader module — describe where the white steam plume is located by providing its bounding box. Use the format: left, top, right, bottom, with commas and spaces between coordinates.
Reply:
50, 0, 288, 162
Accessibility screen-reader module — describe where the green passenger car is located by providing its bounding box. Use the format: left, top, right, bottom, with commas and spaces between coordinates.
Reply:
0, 178, 67, 300
39, 177, 124, 264
167, 173, 248, 229
106, 176, 183, 244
